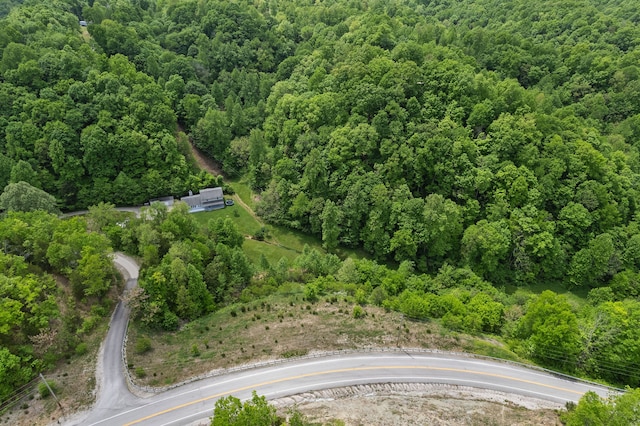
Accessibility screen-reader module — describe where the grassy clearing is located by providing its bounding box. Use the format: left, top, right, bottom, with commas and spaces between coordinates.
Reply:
228, 178, 326, 254
190, 207, 303, 264
80, 26, 91, 42
228, 178, 257, 211
227, 178, 370, 262
242, 238, 299, 264
191, 182, 364, 266
264, 223, 370, 261
192, 205, 262, 237
126, 292, 522, 388
267, 225, 321, 254
504, 281, 590, 308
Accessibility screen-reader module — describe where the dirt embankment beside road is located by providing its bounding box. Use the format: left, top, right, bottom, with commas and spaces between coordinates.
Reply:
272, 384, 562, 426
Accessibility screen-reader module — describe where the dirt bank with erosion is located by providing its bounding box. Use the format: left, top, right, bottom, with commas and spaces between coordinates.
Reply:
272, 384, 562, 425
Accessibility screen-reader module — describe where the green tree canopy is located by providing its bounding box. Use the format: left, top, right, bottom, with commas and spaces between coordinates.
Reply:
515, 290, 582, 369
0, 181, 60, 214
211, 392, 279, 426
562, 389, 640, 426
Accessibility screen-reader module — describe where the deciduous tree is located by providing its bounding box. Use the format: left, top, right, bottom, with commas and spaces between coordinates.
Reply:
0, 181, 59, 214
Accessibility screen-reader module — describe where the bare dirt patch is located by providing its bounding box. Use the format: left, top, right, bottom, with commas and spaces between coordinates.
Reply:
273, 384, 563, 425
187, 138, 225, 177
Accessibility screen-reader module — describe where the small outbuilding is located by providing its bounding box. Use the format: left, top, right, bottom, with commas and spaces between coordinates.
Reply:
148, 195, 175, 207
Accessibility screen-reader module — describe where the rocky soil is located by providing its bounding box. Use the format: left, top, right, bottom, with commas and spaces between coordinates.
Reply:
271, 384, 563, 426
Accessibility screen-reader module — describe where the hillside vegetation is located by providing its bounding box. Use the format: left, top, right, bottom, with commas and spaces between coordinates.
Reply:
0, 210, 117, 402
3, 0, 640, 285
2, 0, 640, 415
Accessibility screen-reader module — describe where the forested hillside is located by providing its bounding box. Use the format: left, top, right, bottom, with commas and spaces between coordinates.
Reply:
0, 0, 215, 210
4, 0, 640, 287
253, 0, 640, 290
3, 0, 640, 403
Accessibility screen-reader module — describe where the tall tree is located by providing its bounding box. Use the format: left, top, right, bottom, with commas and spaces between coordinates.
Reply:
562, 389, 640, 426
321, 199, 340, 252
0, 182, 60, 214
211, 392, 280, 426
515, 291, 581, 369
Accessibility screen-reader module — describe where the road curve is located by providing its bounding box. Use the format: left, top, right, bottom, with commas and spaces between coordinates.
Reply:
74, 351, 615, 426
65, 253, 616, 426
71, 253, 140, 426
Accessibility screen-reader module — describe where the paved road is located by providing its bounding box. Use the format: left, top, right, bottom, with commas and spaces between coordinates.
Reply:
72, 253, 140, 426
65, 253, 616, 426
76, 352, 615, 426
60, 207, 142, 219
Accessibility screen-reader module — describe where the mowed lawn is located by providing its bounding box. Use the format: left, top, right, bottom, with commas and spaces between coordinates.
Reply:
191, 199, 316, 265
192, 179, 372, 265
230, 179, 369, 258
192, 201, 262, 236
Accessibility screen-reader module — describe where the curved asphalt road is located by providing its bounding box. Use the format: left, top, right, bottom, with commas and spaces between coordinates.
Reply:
67, 254, 616, 426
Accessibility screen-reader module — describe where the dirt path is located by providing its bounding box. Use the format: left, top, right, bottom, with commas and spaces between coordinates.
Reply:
178, 123, 225, 177
232, 192, 264, 225
190, 142, 225, 177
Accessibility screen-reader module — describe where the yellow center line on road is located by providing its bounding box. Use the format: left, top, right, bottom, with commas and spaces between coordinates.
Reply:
124, 365, 583, 425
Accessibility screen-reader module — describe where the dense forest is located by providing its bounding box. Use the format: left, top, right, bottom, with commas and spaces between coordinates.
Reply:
2, 0, 640, 411
4, 0, 640, 284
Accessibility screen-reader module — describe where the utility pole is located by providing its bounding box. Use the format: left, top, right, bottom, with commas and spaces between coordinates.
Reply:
39, 373, 65, 420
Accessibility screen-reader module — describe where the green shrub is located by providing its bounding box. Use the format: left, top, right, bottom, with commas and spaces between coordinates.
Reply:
355, 288, 368, 305
79, 315, 99, 334
161, 310, 179, 330
281, 349, 308, 358
352, 305, 365, 319
253, 227, 268, 241
38, 380, 57, 398
135, 367, 147, 378
75, 342, 88, 356
135, 337, 153, 354
191, 344, 200, 357
442, 312, 465, 331
90, 305, 107, 317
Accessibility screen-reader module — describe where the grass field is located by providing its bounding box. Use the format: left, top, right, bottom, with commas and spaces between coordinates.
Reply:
191, 206, 306, 264
504, 281, 590, 308
192, 202, 262, 236
228, 178, 257, 211
242, 238, 300, 264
